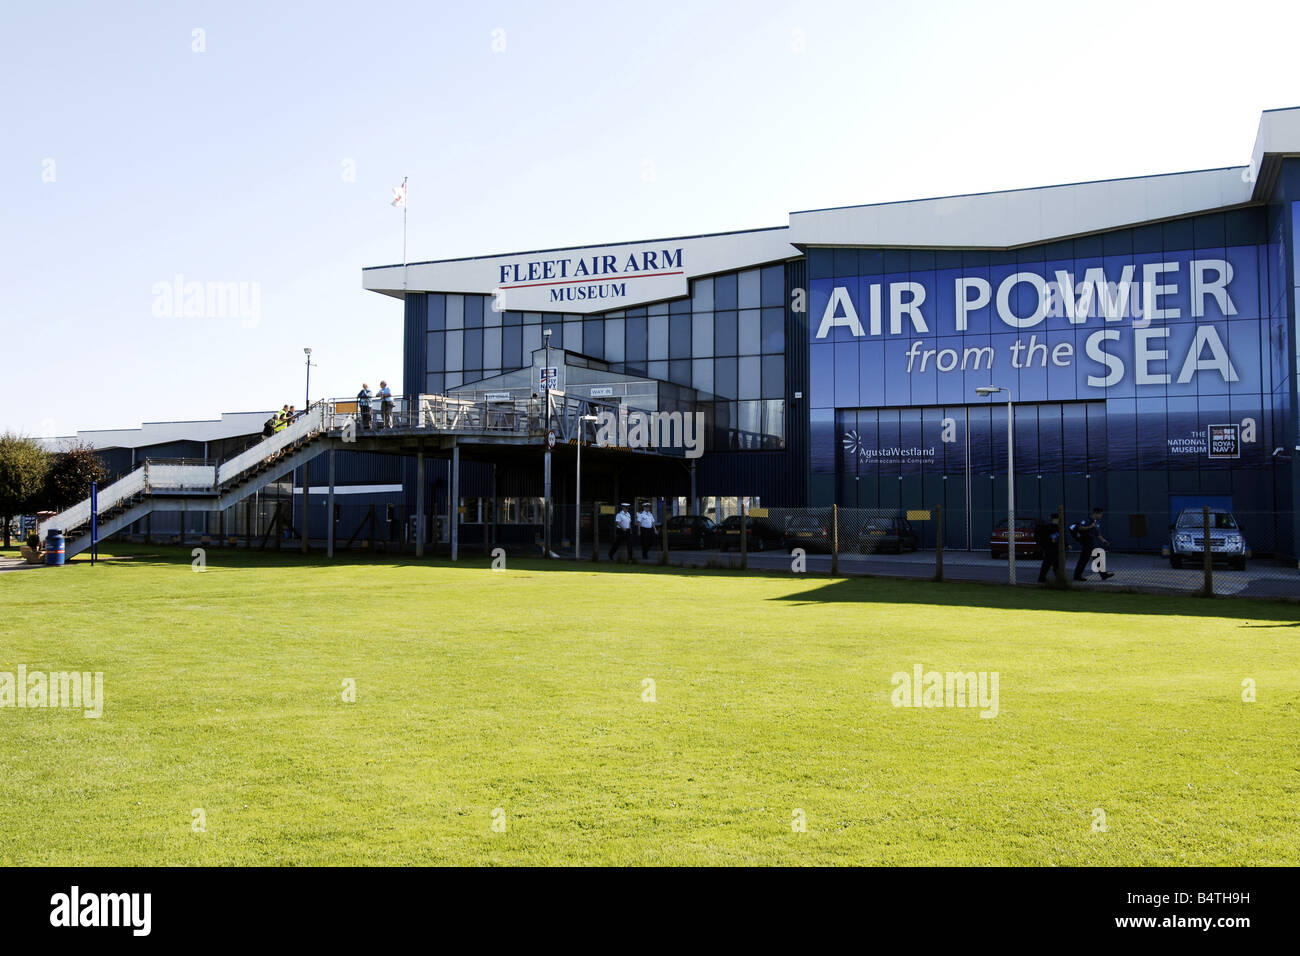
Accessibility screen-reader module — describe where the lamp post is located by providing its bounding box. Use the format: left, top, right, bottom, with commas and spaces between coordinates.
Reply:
976, 385, 1016, 585
576, 413, 598, 559
303, 348, 315, 409
542, 328, 553, 558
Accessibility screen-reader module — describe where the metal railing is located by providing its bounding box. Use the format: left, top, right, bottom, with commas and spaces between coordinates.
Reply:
216, 404, 328, 486
39, 465, 147, 539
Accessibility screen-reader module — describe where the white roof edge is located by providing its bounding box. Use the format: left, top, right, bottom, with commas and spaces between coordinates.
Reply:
1248, 106, 1300, 197
790, 107, 1300, 249
44, 410, 274, 452
363, 226, 799, 299
362, 108, 1300, 295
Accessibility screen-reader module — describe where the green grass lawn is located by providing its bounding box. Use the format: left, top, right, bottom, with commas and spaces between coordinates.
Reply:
1, 545, 1297, 866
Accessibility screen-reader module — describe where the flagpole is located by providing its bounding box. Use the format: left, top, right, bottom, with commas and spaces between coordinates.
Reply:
401, 175, 408, 291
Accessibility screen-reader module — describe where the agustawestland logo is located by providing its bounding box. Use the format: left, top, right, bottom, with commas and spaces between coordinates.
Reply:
497, 247, 684, 304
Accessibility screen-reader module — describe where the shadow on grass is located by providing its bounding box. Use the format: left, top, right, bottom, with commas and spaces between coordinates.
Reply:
65, 543, 1300, 624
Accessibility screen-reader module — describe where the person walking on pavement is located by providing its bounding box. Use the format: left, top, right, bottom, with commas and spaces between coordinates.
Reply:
1035, 512, 1062, 584
1071, 507, 1114, 581
608, 503, 633, 561
357, 383, 373, 430
636, 502, 657, 559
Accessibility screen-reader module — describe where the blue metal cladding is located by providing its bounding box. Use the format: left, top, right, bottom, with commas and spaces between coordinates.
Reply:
403, 293, 427, 404
807, 205, 1299, 555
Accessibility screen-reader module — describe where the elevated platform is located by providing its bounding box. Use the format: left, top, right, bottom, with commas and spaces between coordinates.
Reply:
38, 391, 685, 561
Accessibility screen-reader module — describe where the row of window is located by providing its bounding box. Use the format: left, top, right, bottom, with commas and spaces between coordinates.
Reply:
426, 309, 786, 374
427, 353, 786, 401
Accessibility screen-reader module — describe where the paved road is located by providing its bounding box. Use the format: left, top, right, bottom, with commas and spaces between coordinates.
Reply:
613, 546, 1300, 600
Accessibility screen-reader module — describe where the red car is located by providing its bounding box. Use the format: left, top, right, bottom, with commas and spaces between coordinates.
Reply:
989, 517, 1040, 559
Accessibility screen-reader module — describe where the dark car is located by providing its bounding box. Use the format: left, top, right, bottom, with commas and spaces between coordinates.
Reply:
990, 517, 1040, 559
717, 515, 784, 552
857, 515, 920, 554
1168, 508, 1248, 570
783, 515, 831, 553
665, 515, 719, 550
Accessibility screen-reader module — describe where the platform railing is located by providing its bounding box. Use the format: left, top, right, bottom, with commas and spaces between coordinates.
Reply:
216, 404, 329, 486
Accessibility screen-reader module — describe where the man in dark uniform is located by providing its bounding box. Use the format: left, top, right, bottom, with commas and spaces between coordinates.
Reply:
608, 503, 632, 561
636, 502, 657, 559
1035, 512, 1061, 584
1072, 507, 1115, 581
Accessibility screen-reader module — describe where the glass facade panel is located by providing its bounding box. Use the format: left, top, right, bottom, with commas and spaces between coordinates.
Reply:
446, 294, 464, 330
444, 330, 463, 372
738, 309, 761, 355
648, 315, 668, 360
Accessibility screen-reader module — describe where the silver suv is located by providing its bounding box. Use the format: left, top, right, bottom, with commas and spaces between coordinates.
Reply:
1169, 509, 1248, 570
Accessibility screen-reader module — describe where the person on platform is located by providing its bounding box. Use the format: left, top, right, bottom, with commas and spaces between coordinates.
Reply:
357, 384, 373, 430
378, 381, 394, 428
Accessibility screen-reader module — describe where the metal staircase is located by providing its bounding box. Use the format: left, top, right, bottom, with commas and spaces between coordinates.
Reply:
39, 405, 333, 559
35, 389, 674, 561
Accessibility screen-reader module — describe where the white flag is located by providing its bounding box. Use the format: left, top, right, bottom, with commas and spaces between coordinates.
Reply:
390, 179, 407, 208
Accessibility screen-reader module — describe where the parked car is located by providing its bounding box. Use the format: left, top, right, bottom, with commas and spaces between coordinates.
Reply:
783, 515, 831, 553
717, 515, 784, 552
1169, 508, 1248, 569
990, 517, 1040, 559
665, 515, 719, 550
857, 514, 920, 554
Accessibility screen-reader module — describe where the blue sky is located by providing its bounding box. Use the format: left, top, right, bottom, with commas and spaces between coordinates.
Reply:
4, 0, 1299, 437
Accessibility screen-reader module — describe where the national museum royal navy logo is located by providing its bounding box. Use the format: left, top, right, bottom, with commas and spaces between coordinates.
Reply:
493, 246, 686, 312
1207, 424, 1241, 459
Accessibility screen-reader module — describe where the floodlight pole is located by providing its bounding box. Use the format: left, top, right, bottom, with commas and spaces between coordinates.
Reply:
304, 347, 314, 409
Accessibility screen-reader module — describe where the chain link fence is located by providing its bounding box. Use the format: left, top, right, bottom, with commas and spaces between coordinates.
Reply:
544, 501, 1298, 601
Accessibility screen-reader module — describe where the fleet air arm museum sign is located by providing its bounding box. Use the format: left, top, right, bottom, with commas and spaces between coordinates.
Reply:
494, 246, 687, 312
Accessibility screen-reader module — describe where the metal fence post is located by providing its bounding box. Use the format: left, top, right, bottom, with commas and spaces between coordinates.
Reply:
934, 505, 944, 582
831, 503, 839, 577
1057, 504, 1069, 589
740, 498, 748, 570
1202, 505, 1213, 597
659, 497, 668, 566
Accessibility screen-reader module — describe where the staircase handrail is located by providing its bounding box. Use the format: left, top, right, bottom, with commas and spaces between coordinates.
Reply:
216, 404, 329, 487
38, 464, 148, 539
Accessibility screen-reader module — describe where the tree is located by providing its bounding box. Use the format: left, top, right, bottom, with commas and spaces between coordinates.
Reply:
42, 441, 109, 513
0, 433, 50, 548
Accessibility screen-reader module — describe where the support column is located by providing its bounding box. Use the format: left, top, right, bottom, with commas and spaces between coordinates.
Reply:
490, 463, 498, 553
327, 449, 336, 558
301, 460, 310, 553
416, 452, 425, 558
451, 442, 460, 562
543, 448, 552, 557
